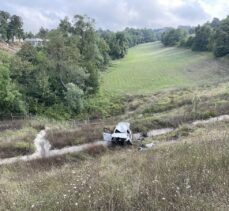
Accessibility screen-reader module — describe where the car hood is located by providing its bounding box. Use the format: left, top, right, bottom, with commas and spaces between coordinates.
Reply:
112, 133, 128, 139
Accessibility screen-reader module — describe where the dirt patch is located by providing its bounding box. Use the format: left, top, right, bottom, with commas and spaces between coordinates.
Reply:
0, 41, 21, 53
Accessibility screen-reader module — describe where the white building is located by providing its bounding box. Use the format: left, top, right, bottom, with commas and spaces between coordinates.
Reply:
24, 38, 45, 47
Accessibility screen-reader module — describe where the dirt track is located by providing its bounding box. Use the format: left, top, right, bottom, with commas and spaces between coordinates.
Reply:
1, 115, 229, 165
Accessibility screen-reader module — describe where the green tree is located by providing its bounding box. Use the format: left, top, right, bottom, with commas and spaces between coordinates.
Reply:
213, 16, 229, 57
161, 28, 187, 46
24, 32, 34, 39
72, 15, 103, 93
11, 44, 52, 113
7, 15, 24, 42
142, 28, 156, 43
96, 37, 110, 69
0, 65, 25, 114
37, 27, 49, 39
9, 14, 111, 117
0, 11, 10, 41
191, 25, 212, 51
65, 83, 84, 113
59, 17, 72, 35
17, 43, 38, 63
184, 36, 194, 48
109, 32, 128, 59
46, 30, 88, 92
99, 30, 129, 59
211, 18, 221, 29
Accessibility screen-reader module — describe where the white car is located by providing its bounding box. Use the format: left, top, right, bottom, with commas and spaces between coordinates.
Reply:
103, 122, 133, 145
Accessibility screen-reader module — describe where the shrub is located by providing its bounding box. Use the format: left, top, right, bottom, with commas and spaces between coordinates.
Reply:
40, 104, 71, 120
65, 83, 84, 113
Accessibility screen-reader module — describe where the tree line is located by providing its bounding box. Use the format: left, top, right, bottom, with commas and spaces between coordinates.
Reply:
96, 28, 157, 59
161, 16, 229, 57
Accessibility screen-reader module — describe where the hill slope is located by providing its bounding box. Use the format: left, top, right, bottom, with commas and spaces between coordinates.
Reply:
0, 42, 21, 54
1, 42, 229, 210
101, 42, 229, 95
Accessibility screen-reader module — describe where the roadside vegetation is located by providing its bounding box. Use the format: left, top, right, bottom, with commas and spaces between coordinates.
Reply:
1, 80, 229, 158
130, 82, 229, 132
0, 126, 36, 158
0, 119, 45, 158
0, 121, 229, 210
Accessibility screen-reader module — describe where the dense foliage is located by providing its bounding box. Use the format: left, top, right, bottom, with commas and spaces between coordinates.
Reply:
161, 16, 229, 58
98, 28, 158, 59
0, 11, 159, 119
0, 11, 24, 41
124, 28, 157, 47
7, 15, 112, 118
0, 50, 25, 115
191, 25, 212, 51
98, 30, 129, 59
161, 28, 187, 46
213, 16, 229, 57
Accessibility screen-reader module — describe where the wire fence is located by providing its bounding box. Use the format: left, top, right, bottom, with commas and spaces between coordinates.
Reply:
0, 113, 32, 121
0, 113, 118, 129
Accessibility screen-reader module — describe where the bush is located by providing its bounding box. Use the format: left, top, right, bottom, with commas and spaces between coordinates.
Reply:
82, 94, 125, 119
40, 104, 71, 120
65, 83, 84, 113
0, 63, 26, 115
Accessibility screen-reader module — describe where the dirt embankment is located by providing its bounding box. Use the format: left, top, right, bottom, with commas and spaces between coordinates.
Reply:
0, 41, 21, 53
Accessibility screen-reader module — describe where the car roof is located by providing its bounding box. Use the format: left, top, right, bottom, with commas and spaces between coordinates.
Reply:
115, 122, 130, 133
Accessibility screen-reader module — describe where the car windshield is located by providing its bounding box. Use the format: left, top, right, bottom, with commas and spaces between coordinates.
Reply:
115, 129, 121, 133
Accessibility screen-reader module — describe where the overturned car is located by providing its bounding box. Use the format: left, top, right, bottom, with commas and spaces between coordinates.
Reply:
103, 122, 133, 145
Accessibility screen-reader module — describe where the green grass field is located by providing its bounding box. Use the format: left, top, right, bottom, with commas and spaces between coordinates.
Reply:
101, 42, 229, 95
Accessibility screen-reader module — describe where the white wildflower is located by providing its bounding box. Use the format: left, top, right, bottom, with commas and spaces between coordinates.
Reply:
186, 185, 191, 189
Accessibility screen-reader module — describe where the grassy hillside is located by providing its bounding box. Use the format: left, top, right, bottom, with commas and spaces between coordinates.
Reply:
101, 42, 229, 95
1, 42, 229, 210
1, 121, 229, 210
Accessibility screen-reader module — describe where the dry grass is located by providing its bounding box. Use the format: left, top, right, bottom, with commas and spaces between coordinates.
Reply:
0, 120, 25, 131
46, 124, 111, 149
1, 81, 229, 210
0, 127, 37, 158
130, 82, 229, 132
0, 141, 35, 159
0, 122, 229, 210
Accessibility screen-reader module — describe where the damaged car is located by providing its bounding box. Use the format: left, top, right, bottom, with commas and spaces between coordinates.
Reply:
103, 122, 133, 145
